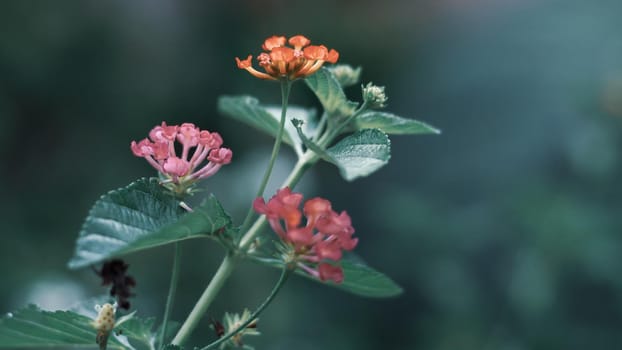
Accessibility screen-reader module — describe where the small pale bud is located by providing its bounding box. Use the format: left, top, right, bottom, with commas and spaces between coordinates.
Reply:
328, 64, 362, 87
362, 82, 388, 109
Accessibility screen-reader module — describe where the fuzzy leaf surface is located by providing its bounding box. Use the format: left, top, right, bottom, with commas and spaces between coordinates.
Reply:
354, 111, 441, 135
305, 68, 357, 117
0, 305, 155, 349
68, 178, 231, 269
325, 128, 391, 181
218, 95, 317, 156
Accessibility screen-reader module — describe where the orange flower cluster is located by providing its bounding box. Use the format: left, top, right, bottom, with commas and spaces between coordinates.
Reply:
236, 35, 339, 81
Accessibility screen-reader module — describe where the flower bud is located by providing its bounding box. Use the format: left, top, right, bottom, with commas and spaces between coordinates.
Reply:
362, 82, 388, 109
328, 64, 362, 87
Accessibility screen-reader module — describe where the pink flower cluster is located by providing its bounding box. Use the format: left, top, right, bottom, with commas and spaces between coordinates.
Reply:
131, 122, 232, 185
253, 187, 358, 283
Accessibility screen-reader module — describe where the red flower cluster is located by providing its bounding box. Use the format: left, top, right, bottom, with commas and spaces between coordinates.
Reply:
236, 35, 339, 81
131, 122, 232, 189
253, 187, 357, 283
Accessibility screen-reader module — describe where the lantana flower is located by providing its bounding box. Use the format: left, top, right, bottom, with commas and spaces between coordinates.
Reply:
131, 122, 232, 194
236, 35, 339, 81
253, 187, 357, 283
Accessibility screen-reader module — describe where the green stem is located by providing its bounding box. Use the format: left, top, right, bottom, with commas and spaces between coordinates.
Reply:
312, 112, 328, 141
317, 101, 369, 148
239, 80, 293, 234
198, 266, 290, 350
170, 151, 313, 346
158, 243, 181, 349
238, 150, 317, 250
171, 254, 237, 346
171, 84, 313, 345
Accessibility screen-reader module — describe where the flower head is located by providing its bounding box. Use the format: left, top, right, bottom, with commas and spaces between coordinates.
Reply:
236, 34, 339, 81
254, 187, 357, 283
130, 122, 232, 195
362, 82, 388, 109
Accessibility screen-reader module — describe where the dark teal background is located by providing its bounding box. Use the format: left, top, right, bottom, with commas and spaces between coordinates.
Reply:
2, 1, 622, 349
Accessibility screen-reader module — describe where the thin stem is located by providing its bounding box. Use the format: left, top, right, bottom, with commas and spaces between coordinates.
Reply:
239, 80, 293, 234
312, 111, 328, 141
238, 150, 317, 250
317, 101, 370, 148
197, 266, 290, 350
170, 151, 311, 346
158, 243, 181, 349
171, 254, 237, 346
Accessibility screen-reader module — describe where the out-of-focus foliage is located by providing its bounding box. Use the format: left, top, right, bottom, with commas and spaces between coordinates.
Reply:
2, 0, 622, 349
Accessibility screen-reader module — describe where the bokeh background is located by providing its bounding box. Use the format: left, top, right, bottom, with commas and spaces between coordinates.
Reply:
2, 0, 622, 349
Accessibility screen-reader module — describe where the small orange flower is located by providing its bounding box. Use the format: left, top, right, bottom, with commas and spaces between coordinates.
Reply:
236, 34, 340, 81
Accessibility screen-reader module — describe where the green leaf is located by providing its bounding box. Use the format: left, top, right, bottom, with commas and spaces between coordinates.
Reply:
338, 255, 403, 297
305, 68, 358, 117
290, 119, 335, 163
218, 95, 318, 156
0, 305, 99, 348
0, 304, 159, 349
325, 129, 391, 181
114, 316, 156, 349
0, 305, 126, 349
248, 253, 402, 298
73, 299, 157, 349
68, 178, 231, 269
354, 110, 441, 135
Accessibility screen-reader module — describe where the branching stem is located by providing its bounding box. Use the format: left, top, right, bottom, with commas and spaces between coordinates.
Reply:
197, 266, 290, 350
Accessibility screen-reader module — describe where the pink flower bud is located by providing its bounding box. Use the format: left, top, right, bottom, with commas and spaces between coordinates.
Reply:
316, 211, 354, 236
274, 187, 303, 208
315, 240, 342, 261
199, 131, 223, 149
207, 148, 233, 164
177, 123, 200, 148
254, 187, 358, 284
163, 157, 190, 177
304, 197, 332, 227
149, 122, 178, 142
130, 139, 153, 157
287, 227, 314, 247
131, 121, 232, 188
318, 264, 344, 283
151, 142, 170, 160
338, 236, 358, 251
252, 197, 269, 215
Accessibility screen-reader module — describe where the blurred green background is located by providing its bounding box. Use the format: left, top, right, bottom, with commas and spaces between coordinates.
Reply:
2, 0, 622, 349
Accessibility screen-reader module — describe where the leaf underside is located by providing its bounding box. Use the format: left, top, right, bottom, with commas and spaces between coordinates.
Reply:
250, 252, 403, 298
325, 128, 391, 181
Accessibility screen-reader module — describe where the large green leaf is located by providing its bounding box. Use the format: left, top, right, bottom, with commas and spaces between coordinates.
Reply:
217, 95, 317, 157
0, 305, 158, 349
249, 253, 402, 298
68, 178, 231, 269
304, 68, 357, 117
325, 129, 391, 181
354, 110, 441, 135
338, 256, 403, 297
